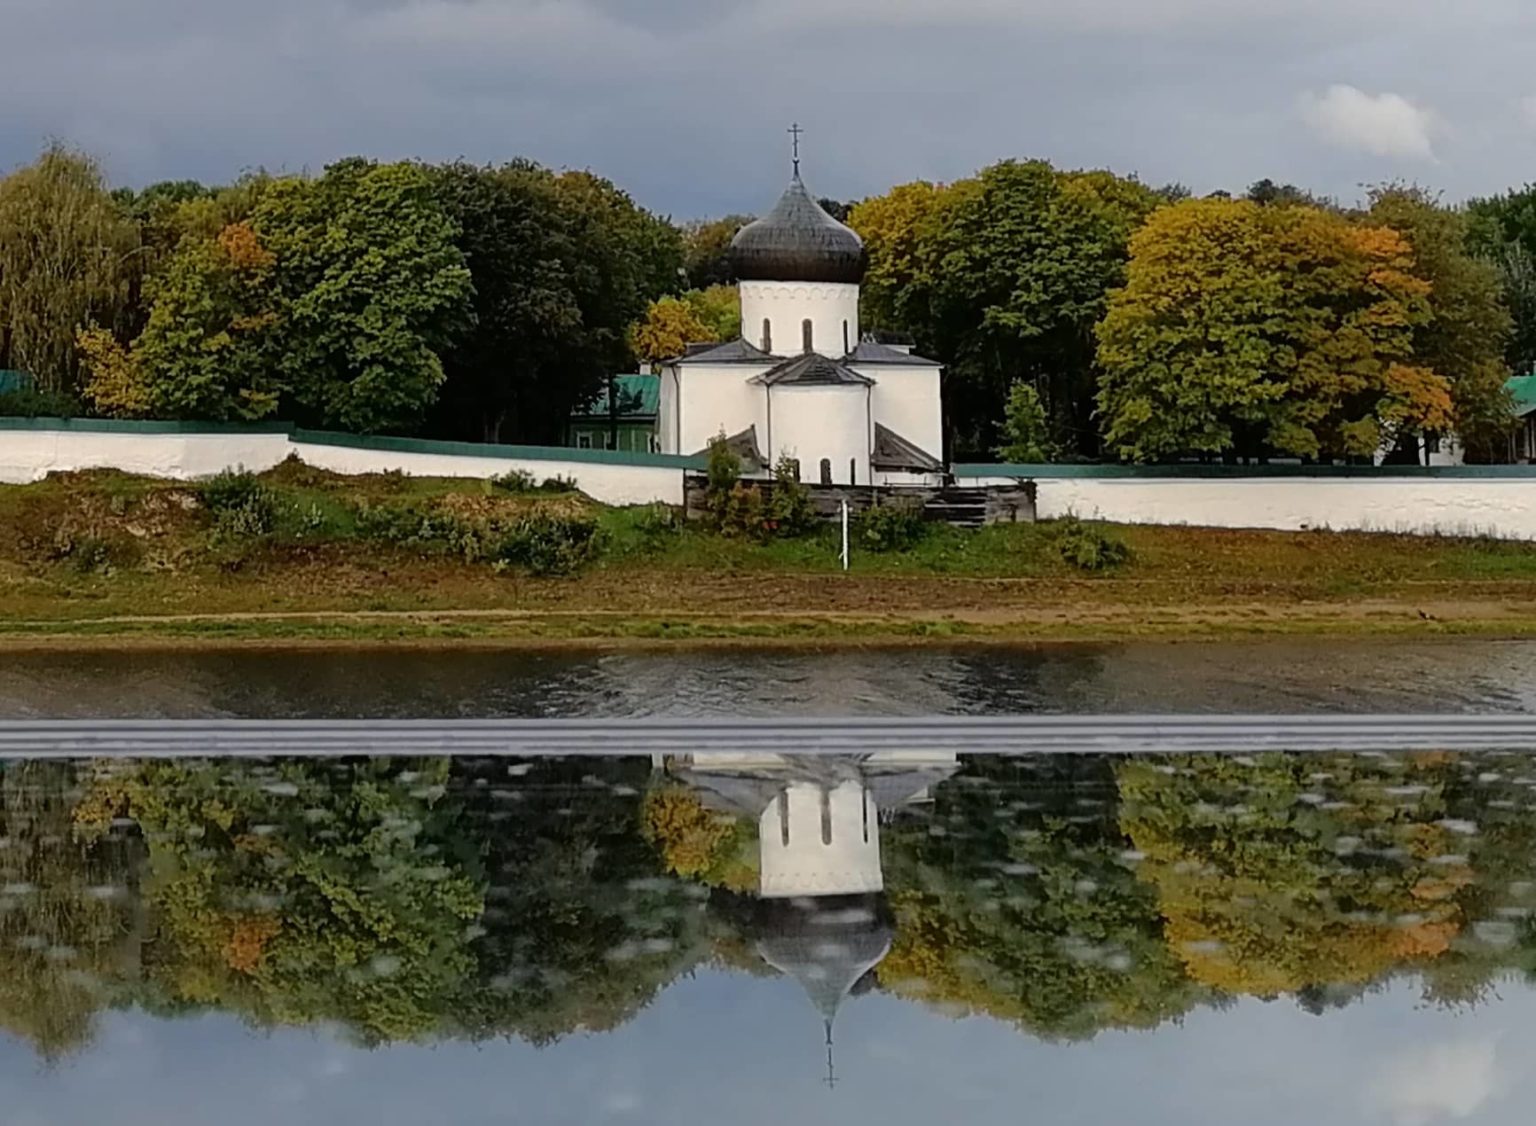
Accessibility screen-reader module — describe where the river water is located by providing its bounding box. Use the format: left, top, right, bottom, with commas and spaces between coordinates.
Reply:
1, 747, 1535, 1126
5, 642, 1536, 1123
3, 638, 1536, 717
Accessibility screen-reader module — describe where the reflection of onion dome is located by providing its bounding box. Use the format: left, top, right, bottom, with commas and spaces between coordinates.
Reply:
730, 175, 867, 285
754, 894, 893, 1027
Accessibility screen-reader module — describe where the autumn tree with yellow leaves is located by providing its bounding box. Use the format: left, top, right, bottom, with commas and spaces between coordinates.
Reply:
1097, 197, 1455, 463
631, 285, 741, 368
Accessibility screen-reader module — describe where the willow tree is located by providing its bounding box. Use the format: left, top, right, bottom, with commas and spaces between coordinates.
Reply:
0, 143, 137, 396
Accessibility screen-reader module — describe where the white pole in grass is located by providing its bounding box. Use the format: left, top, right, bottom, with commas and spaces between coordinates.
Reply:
841, 500, 850, 571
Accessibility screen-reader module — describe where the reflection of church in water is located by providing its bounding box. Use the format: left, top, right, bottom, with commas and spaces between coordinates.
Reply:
667, 752, 960, 1085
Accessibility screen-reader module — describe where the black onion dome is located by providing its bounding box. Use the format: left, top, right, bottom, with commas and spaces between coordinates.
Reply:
730, 175, 866, 284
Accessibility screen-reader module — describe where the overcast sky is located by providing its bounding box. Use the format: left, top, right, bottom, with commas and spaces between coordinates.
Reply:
2, 0, 1535, 219
5, 972, 1535, 1126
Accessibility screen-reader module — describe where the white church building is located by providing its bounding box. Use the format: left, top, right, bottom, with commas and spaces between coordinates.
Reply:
657, 162, 946, 487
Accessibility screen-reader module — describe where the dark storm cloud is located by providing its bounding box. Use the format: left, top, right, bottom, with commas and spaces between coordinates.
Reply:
2, 0, 1535, 217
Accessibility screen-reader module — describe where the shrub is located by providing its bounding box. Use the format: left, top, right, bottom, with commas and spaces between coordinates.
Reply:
767, 455, 817, 537
490, 513, 604, 576
354, 500, 461, 549
856, 500, 928, 553
196, 470, 278, 537
489, 469, 536, 493
1050, 516, 1131, 571
718, 482, 766, 539
355, 497, 603, 576
540, 475, 579, 493
0, 386, 82, 418
705, 433, 741, 495
635, 502, 685, 544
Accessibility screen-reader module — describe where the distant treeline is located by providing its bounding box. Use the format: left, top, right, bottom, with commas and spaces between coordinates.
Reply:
3, 142, 1536, 460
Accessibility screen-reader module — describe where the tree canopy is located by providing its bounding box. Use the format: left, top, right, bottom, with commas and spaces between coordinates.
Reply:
1096, 197, 1454, 462
0, 144, 137, 399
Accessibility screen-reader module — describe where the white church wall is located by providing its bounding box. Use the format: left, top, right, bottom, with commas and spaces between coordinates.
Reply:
758, 781, 883, 899
676, 365, 766, 458
739, 280, 860, 358
657, 365, 680, 455
771, 385, 871, 485
955, 469, 1536, 541
0, 422, 688, 506
864, 366, 944, 462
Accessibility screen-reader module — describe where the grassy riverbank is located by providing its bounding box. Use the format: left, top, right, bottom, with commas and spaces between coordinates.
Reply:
7, 463, 1536, 647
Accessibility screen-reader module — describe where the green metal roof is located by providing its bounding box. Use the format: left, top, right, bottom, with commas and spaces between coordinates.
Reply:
1509, 374, 1536, 418
572, 374, 660, 420
0, 370, 32, 394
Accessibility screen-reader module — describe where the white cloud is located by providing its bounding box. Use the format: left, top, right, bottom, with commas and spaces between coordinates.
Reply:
1302, 84, 1439, 160
1520, 95, 1536, 129
1367, 1040, 1502, 1126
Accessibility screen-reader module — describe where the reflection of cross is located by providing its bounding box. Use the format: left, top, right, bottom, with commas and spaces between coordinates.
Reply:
823, 1019, 838, 1091
789, 122, 804, 175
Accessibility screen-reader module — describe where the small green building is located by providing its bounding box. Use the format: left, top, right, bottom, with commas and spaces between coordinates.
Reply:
568, 373, 660, 454
0, 370, 32, 396
1509, 374, 1536, 462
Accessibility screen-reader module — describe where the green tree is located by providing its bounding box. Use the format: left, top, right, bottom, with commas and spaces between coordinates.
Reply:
83, 221, 284, 420
1096, 198, 1452, 462
426, 160, 588, 443
0, 143, 137, 397
1246, 179, 1331, 209
427, 163, 681, 443
998, 380, 1056, 462
853, 161, 1161, 457
682, 215, 751, 289
253, 159, 474, 434
1467, 186, 1536, 376
1366, 186, 1513, 463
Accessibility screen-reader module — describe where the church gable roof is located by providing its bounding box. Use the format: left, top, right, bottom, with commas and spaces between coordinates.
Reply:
690, 424, 767, 471
872, 423, 943, 473
675, 338, 782, 365
845, 340, 943, 368
753, 353, 874, 388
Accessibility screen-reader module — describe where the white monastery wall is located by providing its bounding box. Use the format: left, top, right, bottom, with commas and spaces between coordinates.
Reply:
739, 280, 860, 358
865, 366, 944, 461
957, 473, 1536, 540
288, 440, 683, 507
0, 425, 685, 507
0, 428, 291, 484
771, 385, 871, 485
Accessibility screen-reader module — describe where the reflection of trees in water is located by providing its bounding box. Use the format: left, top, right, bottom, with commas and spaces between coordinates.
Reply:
878, 755, 1201, 1038
0, 762, 144, 1059
1120, 753, 1468, 1000
8, 751, 1536, 1058
451, 756, 708, 1044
